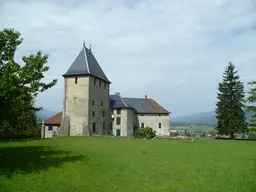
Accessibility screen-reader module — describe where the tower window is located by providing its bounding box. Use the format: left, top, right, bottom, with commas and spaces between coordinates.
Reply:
75, 77, 78, 84
92, 100, 95, 105
92, 123, 96, 133
101, 101, 103, 106
102, 111, 104, 117
158, 122, 162, 128
92, 111, 95, 117
74, 96, 78, 104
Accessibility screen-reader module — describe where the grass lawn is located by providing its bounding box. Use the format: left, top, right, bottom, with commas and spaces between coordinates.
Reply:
0, 137, 256, 192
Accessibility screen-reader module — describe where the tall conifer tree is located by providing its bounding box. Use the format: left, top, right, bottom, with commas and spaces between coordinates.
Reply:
247, 81, 256, 128
215, 62, 247, 138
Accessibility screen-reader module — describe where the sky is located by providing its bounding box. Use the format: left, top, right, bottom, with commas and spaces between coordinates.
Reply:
0, 0, 256, 117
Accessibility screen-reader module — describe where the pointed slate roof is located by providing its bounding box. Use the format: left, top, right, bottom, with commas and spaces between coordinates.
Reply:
63, 44, 110, 83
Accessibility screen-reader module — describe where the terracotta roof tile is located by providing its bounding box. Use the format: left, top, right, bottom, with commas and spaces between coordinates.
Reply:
147, 98, 169, 114
45, 112, 62, 125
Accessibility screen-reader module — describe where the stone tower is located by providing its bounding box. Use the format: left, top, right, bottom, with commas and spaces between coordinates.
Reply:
61, 43, 111, 136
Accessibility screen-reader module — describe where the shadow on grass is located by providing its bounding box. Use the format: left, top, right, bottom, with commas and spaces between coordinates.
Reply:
0, 146, 85, 178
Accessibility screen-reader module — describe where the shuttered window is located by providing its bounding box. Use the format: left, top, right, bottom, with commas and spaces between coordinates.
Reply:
116, 117, 121, 125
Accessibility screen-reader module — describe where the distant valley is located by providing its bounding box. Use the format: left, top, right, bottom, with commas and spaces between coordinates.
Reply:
171, 111, 254, 126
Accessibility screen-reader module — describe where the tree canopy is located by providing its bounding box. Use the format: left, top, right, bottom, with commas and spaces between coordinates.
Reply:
247, 81, 256, 128
0, 28, 57, 139
215, 62, 247, 138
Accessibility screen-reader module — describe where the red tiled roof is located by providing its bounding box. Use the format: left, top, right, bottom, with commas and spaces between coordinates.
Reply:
146, 98, 169, 114
45, 112, 62, 125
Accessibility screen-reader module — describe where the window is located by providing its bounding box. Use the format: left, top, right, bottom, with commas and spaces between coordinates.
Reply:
75, 77, 78, 84
101, 101, 103, 106
92, 123, 96, 133
158, 122, 162, 128
74, 96, 78, 104
92, 111, 95, 117
92, 100, 95, 105
48, 125, 53, 131
116, 108, 121, 115
94, 78, 96, 85
102, 111, 104, 117
99, 80, 101, 88
141, 123, 144, 128
116, 129, 121, 136
116, 117, 121, 125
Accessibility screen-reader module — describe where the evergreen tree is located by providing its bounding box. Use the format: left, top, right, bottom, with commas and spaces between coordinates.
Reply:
0, 28, 57, 139
215, 62, 247, 138
247, 81, 256, 128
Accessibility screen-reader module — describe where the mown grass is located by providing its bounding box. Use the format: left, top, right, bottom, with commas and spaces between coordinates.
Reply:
0, 137, 256, 192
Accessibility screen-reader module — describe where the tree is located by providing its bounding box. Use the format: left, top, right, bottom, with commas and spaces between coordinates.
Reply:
215, 62, 247, 139
0, 28, 57, 139
247, 81, 256, 128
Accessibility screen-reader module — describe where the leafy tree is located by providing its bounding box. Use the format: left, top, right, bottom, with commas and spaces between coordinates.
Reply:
247, 81, 256, 128
215, 62, 247, 139
0, 28, 57, 139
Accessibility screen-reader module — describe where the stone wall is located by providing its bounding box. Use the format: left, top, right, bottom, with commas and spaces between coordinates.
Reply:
88, 76, 110, 135
64, 76, 89, 136
43, 125, 60, 138
137, 114, 170, 136
112, 108, 135, 137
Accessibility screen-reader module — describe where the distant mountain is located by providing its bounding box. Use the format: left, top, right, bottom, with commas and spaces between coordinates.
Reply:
172, 111, 254, 126
36, 109, 59, 120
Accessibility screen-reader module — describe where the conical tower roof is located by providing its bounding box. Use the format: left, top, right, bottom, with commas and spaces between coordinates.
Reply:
63, 44, 110, 83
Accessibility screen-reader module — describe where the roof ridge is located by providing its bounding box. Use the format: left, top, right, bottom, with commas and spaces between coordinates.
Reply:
118, 94, 128, 107
83, 46, 90, 73
123, 97, 146, 99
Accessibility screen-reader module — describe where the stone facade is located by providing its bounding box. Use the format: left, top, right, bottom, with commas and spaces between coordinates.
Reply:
63, 76, 90, 136
62, 76, 110, 136
112, 108, 135, 137
88, 76, 110, 135
137, 114, 170, 136
42, 124, 60, 138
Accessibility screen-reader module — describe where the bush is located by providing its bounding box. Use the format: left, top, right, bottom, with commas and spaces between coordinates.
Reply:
170, 132, 179, 137
134, 126, 156, 139
184, 131, 192, 137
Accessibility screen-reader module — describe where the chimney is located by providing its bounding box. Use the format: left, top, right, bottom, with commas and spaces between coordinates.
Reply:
145, 95, 147, 99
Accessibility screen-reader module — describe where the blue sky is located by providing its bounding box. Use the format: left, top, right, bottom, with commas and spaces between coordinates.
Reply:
0, 0, 256, 117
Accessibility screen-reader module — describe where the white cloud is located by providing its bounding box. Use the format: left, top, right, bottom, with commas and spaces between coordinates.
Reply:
0, 0, 256, 116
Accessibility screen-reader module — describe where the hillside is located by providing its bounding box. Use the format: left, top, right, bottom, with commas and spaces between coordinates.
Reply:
172, 111, 254, 125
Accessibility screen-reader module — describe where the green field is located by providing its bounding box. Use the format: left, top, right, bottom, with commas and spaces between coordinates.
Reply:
0, 137, 256, 192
